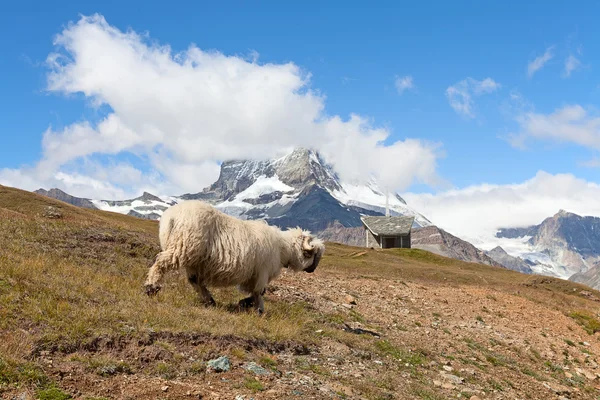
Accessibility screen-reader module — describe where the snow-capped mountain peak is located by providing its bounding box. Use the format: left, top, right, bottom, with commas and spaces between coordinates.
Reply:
35, 147, 432, 232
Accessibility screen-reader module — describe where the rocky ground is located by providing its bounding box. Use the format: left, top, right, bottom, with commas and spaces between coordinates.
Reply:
3, 185, 600, 399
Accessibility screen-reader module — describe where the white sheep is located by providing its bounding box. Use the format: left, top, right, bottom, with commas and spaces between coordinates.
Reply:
144, 200, 325, 314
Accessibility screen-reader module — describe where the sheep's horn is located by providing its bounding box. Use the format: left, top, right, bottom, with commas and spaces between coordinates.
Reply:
302, 236, 314, 252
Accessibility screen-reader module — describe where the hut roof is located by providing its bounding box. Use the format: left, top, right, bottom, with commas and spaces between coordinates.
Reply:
360, 216, 414, 236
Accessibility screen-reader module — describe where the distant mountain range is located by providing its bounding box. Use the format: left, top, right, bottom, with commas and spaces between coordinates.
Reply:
495, 210, 600, 288
33, 148, 600, 288
36, 148, 430, 232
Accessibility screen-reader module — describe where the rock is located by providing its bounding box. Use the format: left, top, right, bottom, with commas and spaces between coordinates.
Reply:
565, 372, 573, 379
441, 382, 455, 390
575, 367, 596, 380
440, 372, 464, 385
469, 396, 482, 400
343, 322, 382, 337
161, 386, 169, 392
442, 365, 453, 372
243, 362, 272, 375
345, 295, 357, 305
433, 380, 442, 387
543, 382, 570, 395
341, 303, 354, 309
42, 206, 63, 219
207, 356, 231, 372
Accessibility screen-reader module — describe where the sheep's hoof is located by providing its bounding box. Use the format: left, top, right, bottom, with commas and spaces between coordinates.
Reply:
204, 297, 217, 307
145, 284, 161, 296
238, 296, 254, 309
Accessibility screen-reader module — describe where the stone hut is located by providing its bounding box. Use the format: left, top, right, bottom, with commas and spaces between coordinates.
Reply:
360, 215, 415, 249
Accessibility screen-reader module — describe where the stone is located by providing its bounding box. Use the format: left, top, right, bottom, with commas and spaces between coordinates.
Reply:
441, 382, 455, 390
207, 356, 231, 372
161, 385, 169, 392
442, 365, 453, 372
575, 367, 596, 380
433, 380, 442, 387
469, 396, 482, 400
243, 362, 272, 375
345, 295, 357, 305
440, 372, 464, 385
543, 382, 570, 394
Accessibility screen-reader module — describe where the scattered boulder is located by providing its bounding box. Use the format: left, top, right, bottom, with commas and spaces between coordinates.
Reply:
42, 206, 63, 219
243, 362, 272, 375
345, 295, 357, 305
207, 356, 231, 372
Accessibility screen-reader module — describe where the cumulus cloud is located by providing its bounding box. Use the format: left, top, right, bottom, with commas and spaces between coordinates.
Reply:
445, 77, 500, 118
394, 75, 414, 94
509, 104, 600, 150
1, 14, 442, 198
405, 171, 600, 243
564, 54, 581, 77
527, 46, 554, 78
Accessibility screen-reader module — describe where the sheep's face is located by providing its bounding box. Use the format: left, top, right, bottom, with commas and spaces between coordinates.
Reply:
288, 231, 325, 273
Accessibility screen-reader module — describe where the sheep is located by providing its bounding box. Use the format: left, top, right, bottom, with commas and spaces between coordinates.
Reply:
143, 200, 325, 314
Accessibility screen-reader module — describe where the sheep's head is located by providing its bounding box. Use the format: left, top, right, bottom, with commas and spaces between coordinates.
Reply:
288, 229, 325, 273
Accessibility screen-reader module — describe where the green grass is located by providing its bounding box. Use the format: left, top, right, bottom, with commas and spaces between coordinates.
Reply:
244, 377, 264, 392
374, 340, 425, 365
38, 387, 72, 400
568, 311, 600, 335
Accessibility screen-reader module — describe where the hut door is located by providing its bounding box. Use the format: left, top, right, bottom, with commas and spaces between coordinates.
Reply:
383, 237, 395, 248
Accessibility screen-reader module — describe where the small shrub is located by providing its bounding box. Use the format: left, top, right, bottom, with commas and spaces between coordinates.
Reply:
38, 387, 72, 400
569, 311, 600, 335
564, 339, 576, 347
244, 377, 264, 392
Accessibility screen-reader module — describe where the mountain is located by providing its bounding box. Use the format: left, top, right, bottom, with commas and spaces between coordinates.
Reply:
484, 246, 533, 274
34, 188, 97, 209
496, 210, 600, 279
411, 226, 504, 268
569, 263, 600, 290
35, 148, 432, 234
92, 192, 178, 219
317, 221, 364, 246
181, 148, 431, 232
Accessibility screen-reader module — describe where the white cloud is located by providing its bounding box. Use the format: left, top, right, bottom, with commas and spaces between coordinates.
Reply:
394, 75, 414, 94
509, 104, 600, 150
579, 157, 600, 168
527, 46, 554, 78
1, 14, 442, 198
564, 54, 581, 77
405, 171, 600, 243
445, 77, 500, 118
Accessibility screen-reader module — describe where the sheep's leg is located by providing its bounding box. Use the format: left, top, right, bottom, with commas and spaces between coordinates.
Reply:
238, 287, 266, 309
144, 251, 176, 296
187, 272, 216, 307
252, 291, 265, 315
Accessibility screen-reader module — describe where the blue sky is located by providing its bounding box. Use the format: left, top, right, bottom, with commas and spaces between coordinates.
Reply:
1, 1, 600, 233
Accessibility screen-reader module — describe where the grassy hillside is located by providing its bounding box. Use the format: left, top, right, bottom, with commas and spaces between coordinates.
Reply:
2, 184, 600, 399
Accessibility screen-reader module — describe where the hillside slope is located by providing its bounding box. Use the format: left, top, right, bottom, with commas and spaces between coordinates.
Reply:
3, 184, 600, 399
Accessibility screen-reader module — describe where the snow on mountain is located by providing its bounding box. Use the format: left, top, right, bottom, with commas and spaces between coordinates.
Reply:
91, 192, 178, 220
34, 148, 432, 232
